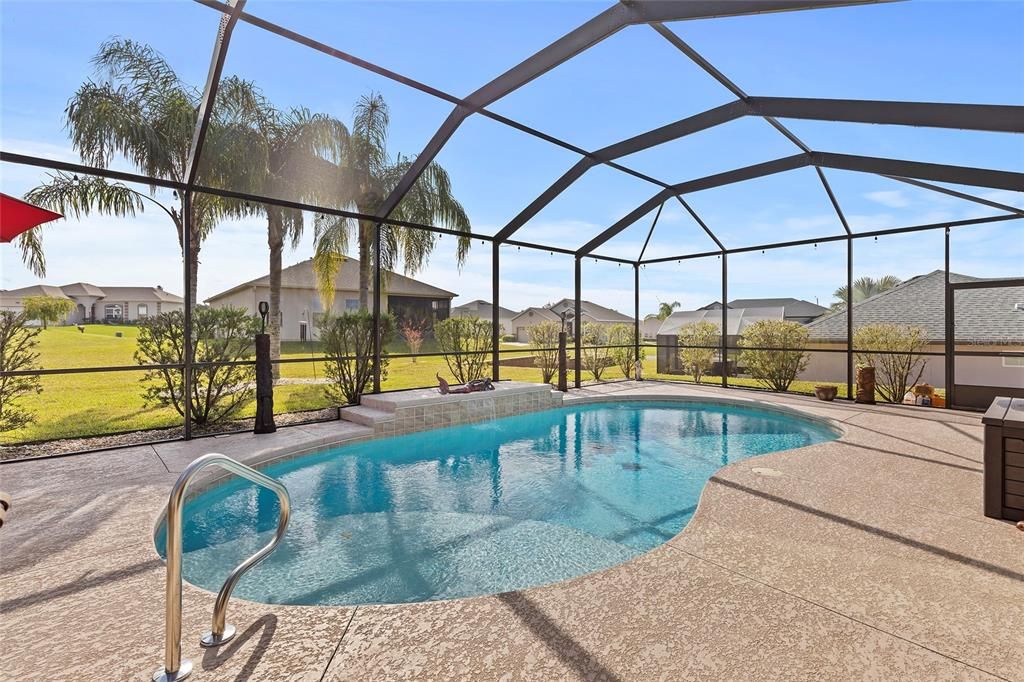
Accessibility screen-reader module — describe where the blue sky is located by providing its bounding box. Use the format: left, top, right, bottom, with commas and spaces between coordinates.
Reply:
1, 0, 1022, 316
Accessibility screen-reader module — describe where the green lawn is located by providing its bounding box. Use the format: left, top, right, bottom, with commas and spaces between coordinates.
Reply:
3, 328, 926, 445
1, 325, 546, 444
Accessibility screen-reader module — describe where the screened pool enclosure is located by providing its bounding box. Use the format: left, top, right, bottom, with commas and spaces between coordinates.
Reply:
1, 0, 1022, 451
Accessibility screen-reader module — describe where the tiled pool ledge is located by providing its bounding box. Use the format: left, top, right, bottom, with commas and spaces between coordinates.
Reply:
340, 381, 563, 436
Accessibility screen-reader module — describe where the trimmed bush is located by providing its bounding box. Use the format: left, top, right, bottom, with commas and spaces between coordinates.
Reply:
528, 320, 560, 384
677, 320, 719, 384
135, 307, 259, 426
854, 323, 928, 403
319, 310, 394, 404
434, 316, 492, 383
0, 311, 43, 431
738, 319, 809, 392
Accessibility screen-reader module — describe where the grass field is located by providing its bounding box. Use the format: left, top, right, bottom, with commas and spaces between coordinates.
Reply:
1, 325, 550, 443
4, 324, 908, 445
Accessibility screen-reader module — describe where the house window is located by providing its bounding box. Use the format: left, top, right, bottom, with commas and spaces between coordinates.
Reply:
137, 304, 149, 318
1003, 356, 1024, 368
345, 299, 359, 311
104, 304, 123, 321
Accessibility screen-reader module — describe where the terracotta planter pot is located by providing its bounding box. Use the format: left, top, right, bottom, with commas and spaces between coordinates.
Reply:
814, 385, 838, 402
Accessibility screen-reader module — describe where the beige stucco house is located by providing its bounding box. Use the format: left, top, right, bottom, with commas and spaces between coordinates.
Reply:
801, 270, 1024, 407
451, 299, 519, 335
509, 298, 633, 343
0, 282, 183, 325
204, 258, 456, 342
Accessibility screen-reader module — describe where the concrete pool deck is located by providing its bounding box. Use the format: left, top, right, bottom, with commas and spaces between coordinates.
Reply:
1, 381, 1022, 681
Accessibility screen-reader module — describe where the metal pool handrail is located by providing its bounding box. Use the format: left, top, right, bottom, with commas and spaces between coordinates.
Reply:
154, 453, 291, 682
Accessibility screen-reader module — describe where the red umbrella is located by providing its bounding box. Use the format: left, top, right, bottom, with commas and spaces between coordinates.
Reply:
1, 193, 63, 243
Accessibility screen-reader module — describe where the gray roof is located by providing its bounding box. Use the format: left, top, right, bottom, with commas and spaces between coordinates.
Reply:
206, 258, 456, 302
546, 298, 634, 323
805, 270, 1024, 344
728, 297, 828, 319
451, 300, 518, 318
657, 307, 785, 337
0, 283, 181, 304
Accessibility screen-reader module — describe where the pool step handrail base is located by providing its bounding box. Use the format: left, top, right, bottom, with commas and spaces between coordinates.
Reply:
153, 453, 290, 682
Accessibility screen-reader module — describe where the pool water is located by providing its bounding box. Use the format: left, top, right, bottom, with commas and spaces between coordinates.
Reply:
160, 401, 837, 606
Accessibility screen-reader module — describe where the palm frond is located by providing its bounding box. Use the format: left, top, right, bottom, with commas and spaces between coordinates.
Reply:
313, 214, 354, 309
16, 229, 46, 277
24, 172, 146, 220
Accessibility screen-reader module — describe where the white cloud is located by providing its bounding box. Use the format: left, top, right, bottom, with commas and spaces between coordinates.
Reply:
865, 190, 910, 208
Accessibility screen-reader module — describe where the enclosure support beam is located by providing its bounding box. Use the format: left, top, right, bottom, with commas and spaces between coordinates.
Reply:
575, 257, 582, 389
813, 152, 1024, 192
492, 241, 501, 381
372, 223, 382, 394
944, 227, 953, 408
182, 192, 193, 440
721, 254, 728, 389
634, 264, 641, 378
816, 168, 852, 234
184, 0, 247, 188
374, 0, 875, 226
847, 236, 854, 401
886, 176, 1024, 216
750, 97, 1024, 134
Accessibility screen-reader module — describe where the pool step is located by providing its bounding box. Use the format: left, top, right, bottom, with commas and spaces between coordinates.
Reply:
339, 405, 394, 428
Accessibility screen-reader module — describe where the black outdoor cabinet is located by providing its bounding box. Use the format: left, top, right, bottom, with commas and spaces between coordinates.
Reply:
982, 397, 1024, 522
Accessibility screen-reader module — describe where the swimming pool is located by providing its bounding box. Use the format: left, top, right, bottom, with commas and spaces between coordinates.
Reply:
159, 400, 838, 606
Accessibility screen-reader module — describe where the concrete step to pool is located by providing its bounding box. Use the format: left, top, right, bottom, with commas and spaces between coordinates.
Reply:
339, 405, 394, 428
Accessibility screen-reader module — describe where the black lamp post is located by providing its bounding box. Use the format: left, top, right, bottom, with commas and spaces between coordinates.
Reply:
254, 301, 276, 434
258, 300, 269, 334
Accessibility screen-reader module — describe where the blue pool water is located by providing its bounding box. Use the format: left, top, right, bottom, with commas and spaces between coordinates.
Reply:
160, 401, 837, 606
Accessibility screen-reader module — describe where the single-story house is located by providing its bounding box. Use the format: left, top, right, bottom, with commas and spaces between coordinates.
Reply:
0, 282, 183, 325
451, 299, 519, 335
509, 298, 633, 343
802, 269, 1024, 406
205, 258, 456, 342
698, 297, 828, 324
640, 317, 662, 341
655, 307, 785, 374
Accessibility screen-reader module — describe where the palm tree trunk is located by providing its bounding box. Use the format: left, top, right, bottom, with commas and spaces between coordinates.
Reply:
267, 209, 284, 380
357, 219, 372, 310
187, 239, 200, 310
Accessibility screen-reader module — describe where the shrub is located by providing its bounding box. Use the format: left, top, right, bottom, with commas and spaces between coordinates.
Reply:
0, 311, 43, 432
738, 319, 809, 392
608, 323, 637, 379
528, 320, 560, 384
677, 320, 719, 384
434, 316, 492, 383
22, 295, 75, 329
135, 307, 260, 426
854, 323, 928, 403
580, 322, 613, 381
398, 314, 429, 362
319, 310, 394, 404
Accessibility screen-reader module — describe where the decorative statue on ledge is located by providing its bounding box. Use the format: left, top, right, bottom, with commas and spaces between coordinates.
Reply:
436, 374, 495, 395
254, 301, 277, 434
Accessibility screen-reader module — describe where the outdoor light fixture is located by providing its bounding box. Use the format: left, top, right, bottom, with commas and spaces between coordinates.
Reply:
258, 301, 269, 334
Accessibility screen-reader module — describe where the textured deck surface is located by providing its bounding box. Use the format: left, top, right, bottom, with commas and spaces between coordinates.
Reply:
2, 381, 1021, 681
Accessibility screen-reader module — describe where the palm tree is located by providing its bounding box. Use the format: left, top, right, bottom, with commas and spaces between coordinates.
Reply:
657, 300, 682, 320
22, 39, 247, 306
211, 77, 348, 374
312, 93, 471, 311
832, 275, 902, 310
